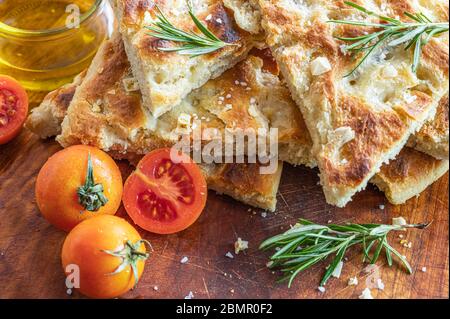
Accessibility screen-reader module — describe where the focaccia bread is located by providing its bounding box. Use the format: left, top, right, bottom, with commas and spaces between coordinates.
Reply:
58, 33, 315, 167
226, 2, 449, 161
223, 0, 262, 34
371, 147, 449, 205
25, 72, 85, 139
258, 0, 449, 207
408, 93, 449, 160
29, 35, 290, 211
114, 0, 254, 117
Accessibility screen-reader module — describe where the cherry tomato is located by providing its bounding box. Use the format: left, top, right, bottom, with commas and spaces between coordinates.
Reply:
36, 145, 123, 232
0, 75, 29, 144
123, 148, 207, 234
62, 215, 150, 299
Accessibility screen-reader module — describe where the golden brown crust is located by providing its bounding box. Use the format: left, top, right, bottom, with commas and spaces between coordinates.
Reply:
259, 0, 449, 207
372, 147, 449, 204
25, 72, 85, 138
409, 93, 449, 159
205, 161, 283, 211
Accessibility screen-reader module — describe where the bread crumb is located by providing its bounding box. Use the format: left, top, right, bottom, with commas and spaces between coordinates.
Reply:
421, 267, 427, 272
234, 238, 248, 254
348, 276, 358, 286
153, 286, 158, 291
180, 256, 189, 264
392, 217, 407, 227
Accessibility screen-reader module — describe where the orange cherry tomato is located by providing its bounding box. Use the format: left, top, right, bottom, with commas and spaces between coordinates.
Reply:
62, 215, 150, 299
35, 145, 123, 232
0, 75, 29, 144
123, 148, 207, 234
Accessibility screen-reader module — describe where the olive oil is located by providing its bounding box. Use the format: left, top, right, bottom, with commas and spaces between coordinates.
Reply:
0, 0, 113, 91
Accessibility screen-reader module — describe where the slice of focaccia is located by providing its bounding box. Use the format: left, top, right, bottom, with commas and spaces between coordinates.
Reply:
114, 0, 254, 117
258, 0, 449, 207
25, 72, 85, 139
408, 93, 449, 160
371, 148, 449, 205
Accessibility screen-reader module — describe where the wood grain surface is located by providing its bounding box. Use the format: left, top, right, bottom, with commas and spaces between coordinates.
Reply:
0, 92, 448, 299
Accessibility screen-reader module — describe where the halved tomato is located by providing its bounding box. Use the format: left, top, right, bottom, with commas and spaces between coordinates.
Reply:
123, 148, 207, 234
0, 75, 29, 144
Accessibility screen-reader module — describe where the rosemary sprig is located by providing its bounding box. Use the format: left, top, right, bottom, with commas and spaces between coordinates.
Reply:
260, 219, 430, 288
145, 3, 234, 57
329, 1, 449, 76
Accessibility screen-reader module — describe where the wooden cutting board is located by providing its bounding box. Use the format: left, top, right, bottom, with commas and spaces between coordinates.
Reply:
0, 92, 448, 299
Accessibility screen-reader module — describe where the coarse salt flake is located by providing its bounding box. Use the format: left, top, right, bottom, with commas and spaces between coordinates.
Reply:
359, 288, 374, 299
310, 57, 332, 76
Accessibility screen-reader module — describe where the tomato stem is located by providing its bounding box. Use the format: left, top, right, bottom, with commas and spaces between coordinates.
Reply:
102, 239, 152, 287
77, 153, 108, 212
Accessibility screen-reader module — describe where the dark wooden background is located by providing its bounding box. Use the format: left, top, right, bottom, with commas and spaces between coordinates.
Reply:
0, 92, 448, 299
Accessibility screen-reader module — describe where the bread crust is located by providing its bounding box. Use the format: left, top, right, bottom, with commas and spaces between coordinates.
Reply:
114, 0, 255, 117
258, 0, 449, 207
408, 93, 449, 160
25, 72, 85, 139
371, 147, 449, 204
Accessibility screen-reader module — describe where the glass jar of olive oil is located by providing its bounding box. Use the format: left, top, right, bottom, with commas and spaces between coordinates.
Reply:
0, 0, 114, 91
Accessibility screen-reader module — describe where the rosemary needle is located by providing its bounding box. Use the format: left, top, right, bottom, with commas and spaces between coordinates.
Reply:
328, 1, 449, 76
145, 3, 234, 57
260, 219, 430, 288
